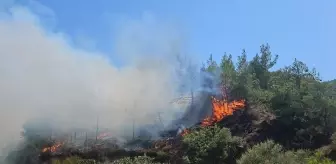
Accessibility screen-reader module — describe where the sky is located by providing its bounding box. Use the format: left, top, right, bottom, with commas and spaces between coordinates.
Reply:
2, 0, 336, 80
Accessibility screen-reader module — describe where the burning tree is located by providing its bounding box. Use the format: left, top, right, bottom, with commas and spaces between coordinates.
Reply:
201, 97, 245, 126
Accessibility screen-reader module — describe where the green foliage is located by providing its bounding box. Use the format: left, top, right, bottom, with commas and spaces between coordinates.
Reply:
237, 140, 308, 164
52, 156, 96, 164
220, 53, 237, 88
237, 140, 336, 164
202, 43, 336, 149
202, 54, 218, 74
306, 151, 336, 164
182, 125, 243, 164
111, 156, 159, 164
53, 156, 160, 164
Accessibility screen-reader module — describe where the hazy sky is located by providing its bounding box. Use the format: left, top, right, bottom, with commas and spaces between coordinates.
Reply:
2, 0, 336, 80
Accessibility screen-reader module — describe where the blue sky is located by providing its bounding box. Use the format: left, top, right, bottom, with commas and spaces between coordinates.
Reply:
6, 0, 336, 80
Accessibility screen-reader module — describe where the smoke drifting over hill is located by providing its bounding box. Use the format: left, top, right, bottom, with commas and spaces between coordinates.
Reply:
0, 4, 201, 156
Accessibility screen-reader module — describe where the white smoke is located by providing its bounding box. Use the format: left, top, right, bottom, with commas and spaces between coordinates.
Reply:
0, 3, 199, 156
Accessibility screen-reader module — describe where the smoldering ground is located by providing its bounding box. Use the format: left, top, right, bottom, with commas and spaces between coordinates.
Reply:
0, 3, 204, 159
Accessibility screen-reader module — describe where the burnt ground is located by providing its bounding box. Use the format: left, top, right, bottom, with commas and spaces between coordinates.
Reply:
39, 137, 184, 163
37, 103, 277, 163
38, 103, 275, 163
37, 97, 333, 163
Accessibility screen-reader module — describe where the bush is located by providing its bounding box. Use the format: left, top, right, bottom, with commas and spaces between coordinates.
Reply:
52, 156, 96, 164
182, 125, 243, 164
306, 151, 335, 164
237, 140, 308, 164
111, 156, 159, 164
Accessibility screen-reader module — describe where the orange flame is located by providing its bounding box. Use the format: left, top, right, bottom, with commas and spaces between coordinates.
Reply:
201, 97, 245, 126
180, 129, 190, 136
42, 142, 63, 153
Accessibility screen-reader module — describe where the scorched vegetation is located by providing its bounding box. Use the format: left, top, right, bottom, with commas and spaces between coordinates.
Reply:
5, 44, 336, 164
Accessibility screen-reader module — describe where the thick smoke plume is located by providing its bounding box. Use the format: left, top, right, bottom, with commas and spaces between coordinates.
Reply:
0, 4, 201, 157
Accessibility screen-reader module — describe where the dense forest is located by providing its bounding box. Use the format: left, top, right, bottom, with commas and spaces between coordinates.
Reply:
5, 44, 336, 164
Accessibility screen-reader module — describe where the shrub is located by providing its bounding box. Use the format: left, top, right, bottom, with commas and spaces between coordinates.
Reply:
182, 125, 243, 164
52, 156, 96, 164
306, 151, 335, 164
111, 156, 159, 164
237, 140, 308, 164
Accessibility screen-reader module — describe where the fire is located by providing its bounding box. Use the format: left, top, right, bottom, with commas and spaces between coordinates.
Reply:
201, 97, 245, 126
42, 142, 63, 153
180, 129, 190, 136
180, 96, 245, 137
97, 132, 112, 139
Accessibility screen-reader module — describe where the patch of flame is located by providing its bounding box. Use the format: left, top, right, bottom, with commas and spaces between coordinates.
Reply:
97, 132, 112, 139
42, 142, 63, 153
181, 129, 190, 136
201, 97, 245, 126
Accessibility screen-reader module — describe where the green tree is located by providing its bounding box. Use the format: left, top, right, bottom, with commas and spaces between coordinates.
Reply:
249, 44, 278, 90
219, 53, 237, 99
202, 54, 218, 74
